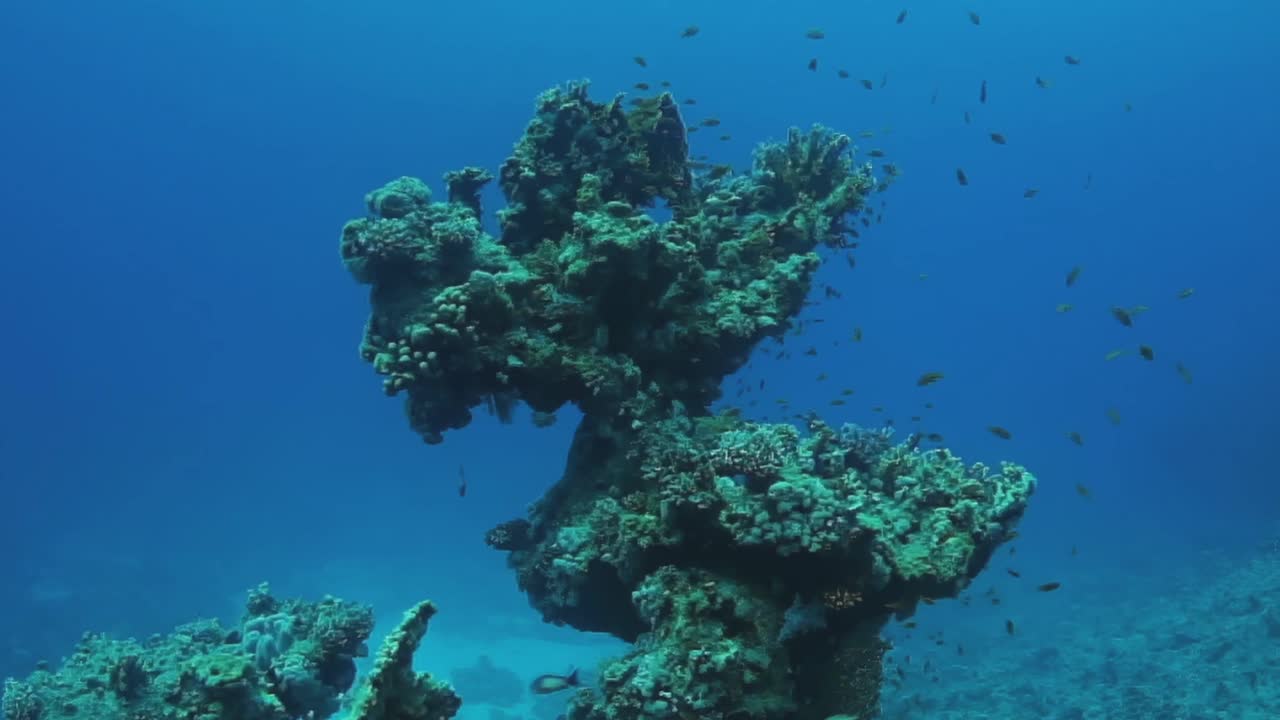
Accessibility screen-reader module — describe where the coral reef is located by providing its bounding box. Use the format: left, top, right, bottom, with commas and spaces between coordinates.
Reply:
0, 584, 458, 720
340, 81, 1035, 719
340, 81, 871, 444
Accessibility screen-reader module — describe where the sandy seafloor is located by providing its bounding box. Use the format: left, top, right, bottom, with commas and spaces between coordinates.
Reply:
401, 537, 1280, 720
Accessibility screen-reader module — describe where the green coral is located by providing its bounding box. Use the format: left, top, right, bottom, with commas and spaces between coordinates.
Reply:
497, 414, 1032, 719
346, 601, 461, 720
340, 80, 1037, 719
0, 586, 457, 720
340, 82, 871, 443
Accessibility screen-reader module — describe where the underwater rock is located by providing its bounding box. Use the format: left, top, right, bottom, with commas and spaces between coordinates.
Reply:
449, 655, 524, 708
341, 82, 1036, 719
0, 584, 458, 720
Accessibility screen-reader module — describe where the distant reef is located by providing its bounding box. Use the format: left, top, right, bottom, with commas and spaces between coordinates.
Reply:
0, 583, 459, 720
338, 81, 1036, 720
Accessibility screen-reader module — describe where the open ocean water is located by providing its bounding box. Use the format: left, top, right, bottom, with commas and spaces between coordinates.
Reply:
1, 1, 1278, 719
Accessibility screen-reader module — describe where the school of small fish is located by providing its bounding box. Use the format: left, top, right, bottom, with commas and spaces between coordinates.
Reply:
604, 7, 1204, 665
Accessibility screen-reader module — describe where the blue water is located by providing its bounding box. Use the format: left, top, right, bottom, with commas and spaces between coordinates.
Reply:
2, 1, 1278, 717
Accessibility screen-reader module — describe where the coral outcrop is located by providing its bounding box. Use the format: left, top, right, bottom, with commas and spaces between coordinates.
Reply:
0, 585, 457, 720
341, 81, 1035, 719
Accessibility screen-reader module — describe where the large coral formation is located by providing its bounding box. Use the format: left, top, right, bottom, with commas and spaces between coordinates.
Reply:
341, 81, 872, 444
341, 81, 1036, 719
506, 415, 1033, 720
0, 585, 458, 720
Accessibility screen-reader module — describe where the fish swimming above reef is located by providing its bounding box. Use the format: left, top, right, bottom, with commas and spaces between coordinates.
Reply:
1110, 306, 1134, 327
531, 669, 580, 694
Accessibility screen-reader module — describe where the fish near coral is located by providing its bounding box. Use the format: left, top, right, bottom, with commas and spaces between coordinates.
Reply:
531, 669, 580, 694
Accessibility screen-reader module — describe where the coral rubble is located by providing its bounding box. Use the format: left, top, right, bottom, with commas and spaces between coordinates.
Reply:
340, 81, 1035, 719
0, 584, 458, 720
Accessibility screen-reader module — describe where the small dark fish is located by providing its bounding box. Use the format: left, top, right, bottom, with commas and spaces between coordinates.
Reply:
1066, 266, 1082, 287
925, 432, 944, 442
1138, 344, 1154, 361
1110, 306, 1133, 327
660, 80, 671, 87
1007, 569, 1021, 578
806, 28, 826, 39
903, 621, 917, 629
1123, 101, 1133, 112
531, 669, 580, 694
680, 25, 699, 38
1037, 582, 1062, 592
880, 72, 889, 88
956, 168, 969, 185
969, 11, 981, 25
634, 56, 648, 67
1023, 188, 1040, 198
683, 98, 697, 105
987, 425, 1012, 440
917, 372, 945, 387
837, 68, 850, 79
852, 327, 864, 342
808, 58, 819, 71
989, 132, 1007, 144
883, 163, 901, 177
930, 87, 939, 104
1177, 287, 1195, 299
979, 80, 988, 104
457, 464, 467, 498
867, 149, 886, 158
719, 134, 731, 141
1064, 55, 1081, 65
860, 78, 874, 90
1056, 303, 1073, 313
1035, 76, 1052, 89
963, 110, 972, 124
1075, 483, 1092, 499
1066, 431, 1084, 446
700, 117, 721, 127
687, 126, 699, 133
1105, 407, 1122, 425
634, 82, 650, 90
1005, 619, 1015, 635
1175, 362, 1193, 384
